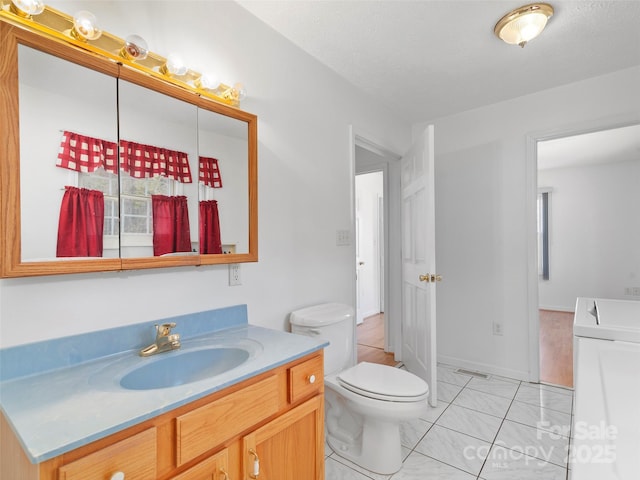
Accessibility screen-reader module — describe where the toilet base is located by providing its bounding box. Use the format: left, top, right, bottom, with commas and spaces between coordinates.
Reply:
326, 417, 403, 475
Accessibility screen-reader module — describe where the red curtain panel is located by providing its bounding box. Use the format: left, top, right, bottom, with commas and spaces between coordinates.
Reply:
152, 195, 192, 256
199, 200, 222, 254
120, 140, 192, 183
56, 186, 104, 257
199, 156, 223, 188
56, 131, 118, 174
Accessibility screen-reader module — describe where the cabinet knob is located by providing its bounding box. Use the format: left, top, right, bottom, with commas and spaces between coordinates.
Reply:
308, 374, 316, 384
217, 467, 229, 480
110, 473, 125, 480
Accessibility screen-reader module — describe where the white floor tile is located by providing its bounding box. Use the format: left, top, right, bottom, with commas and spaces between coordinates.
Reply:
390, 451, 476, 479
506, 400, 572, 437
438, 380, 464, 403
452, 387, 512, 418
414, 424, 491, 475
437, 366, 473, 387
400, 418, 432, 449
515, 384, 573, 414
495, 419, 569, 467
480, 444, 567, 480
421, 400, 449, 423
466, 376, 520, 399
436, 404, 503, 442
326, 456, 380, 480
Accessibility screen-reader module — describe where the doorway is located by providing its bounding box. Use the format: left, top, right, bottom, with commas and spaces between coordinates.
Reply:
535, 123, 640, 387
355, 171, 395, 366
353, 135, 401, 363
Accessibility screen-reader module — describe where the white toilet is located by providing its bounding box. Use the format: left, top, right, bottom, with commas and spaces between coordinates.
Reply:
290, 303, 429, 475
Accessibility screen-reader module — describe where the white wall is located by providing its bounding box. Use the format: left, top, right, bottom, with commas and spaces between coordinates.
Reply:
421, 65, 640, 380
0, 1, 411, 348
538, 159, 640, 311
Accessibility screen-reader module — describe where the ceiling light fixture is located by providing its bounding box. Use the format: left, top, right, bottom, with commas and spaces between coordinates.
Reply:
494, 3, 553, 48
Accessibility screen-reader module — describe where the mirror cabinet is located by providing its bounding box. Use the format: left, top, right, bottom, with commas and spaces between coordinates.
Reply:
0, 18, 257, 277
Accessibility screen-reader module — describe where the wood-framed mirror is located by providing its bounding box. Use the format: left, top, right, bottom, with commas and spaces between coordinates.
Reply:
0, 20, 257, 277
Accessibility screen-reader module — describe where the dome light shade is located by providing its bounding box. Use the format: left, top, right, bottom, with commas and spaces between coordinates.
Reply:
9, 0, 44, 17
71, 10, 102, 41
494, 3, 553, 48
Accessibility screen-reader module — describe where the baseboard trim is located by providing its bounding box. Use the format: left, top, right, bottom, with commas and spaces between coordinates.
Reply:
437, 354, 530, 382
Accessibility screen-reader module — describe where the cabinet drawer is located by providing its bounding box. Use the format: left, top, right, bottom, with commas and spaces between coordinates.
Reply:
176, 375, 279, 466
288, 354, 323, 404
171, 448, 228, 480
58, 427, 157, 480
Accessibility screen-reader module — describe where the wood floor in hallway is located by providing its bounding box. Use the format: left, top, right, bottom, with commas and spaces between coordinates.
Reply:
356, 313, 397, 367
357, 310, 574, 387
539, 309, 574, 388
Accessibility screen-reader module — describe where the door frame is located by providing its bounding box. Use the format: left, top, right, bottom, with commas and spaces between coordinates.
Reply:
350, 126, 402, 357
525, 113, 640, 383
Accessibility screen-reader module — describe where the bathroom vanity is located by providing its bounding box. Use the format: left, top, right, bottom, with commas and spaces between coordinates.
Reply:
0, 306, 326, 480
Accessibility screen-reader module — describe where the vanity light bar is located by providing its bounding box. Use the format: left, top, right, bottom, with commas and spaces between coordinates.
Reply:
0, 2, 243, 107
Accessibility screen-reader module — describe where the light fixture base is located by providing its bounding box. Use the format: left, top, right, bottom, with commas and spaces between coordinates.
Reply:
494, 3, 554, 48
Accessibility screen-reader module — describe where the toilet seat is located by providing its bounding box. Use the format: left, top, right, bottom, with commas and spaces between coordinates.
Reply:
337, 362, 429, 402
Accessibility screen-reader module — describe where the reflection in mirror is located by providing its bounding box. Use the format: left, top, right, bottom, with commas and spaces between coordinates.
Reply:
197, 108, 249, 255
117, 79, 199, 258
18, 44, 119, 261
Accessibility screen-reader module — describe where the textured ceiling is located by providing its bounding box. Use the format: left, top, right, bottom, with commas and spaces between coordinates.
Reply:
237, 0, 640, 122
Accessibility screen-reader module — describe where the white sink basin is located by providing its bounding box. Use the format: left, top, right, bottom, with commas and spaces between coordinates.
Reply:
119, 347, 250, 390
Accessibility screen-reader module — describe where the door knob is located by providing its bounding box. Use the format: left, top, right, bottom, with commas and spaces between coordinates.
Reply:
419, 273, 442, 282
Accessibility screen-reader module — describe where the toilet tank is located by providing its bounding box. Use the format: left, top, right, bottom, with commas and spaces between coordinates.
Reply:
289, 303, 355, 376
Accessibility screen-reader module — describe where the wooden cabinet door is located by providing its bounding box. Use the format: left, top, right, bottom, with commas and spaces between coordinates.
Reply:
242, 396, 324, 480
171, 448, 229, 480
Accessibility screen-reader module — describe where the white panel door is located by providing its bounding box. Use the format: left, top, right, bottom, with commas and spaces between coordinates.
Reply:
401, 125, 438, 407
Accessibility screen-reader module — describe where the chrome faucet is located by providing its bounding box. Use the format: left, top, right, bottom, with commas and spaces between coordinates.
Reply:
139, 322, 181, 357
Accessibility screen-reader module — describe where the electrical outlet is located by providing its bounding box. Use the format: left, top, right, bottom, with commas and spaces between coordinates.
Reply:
492, 321, 503, 336
336, 229, 351, 246
229, 263, 241, 286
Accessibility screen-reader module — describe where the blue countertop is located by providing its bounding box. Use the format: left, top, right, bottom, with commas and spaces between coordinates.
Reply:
0, 305, 327, 464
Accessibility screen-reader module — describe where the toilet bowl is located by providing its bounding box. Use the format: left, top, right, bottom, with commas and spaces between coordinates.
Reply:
289, 303, 429, 475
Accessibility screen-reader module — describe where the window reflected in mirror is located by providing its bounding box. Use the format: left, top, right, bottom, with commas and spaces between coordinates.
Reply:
197, 107, 249, 255
18, 44, 119, 262
117, 79, 199, 258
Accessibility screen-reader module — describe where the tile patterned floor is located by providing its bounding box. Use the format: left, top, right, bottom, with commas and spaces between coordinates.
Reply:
325, 364, 574, 480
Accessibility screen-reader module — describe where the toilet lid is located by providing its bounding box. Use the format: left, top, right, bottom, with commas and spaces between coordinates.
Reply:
337, 362, 429, 402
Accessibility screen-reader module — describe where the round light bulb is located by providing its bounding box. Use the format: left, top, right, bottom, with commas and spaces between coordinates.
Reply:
10, 0, 45, 17
164, 54, 187, 76
198, 73, 221, 90
122, 34, 148, 61
233, 83, 247, 101
72, 11, 102, 41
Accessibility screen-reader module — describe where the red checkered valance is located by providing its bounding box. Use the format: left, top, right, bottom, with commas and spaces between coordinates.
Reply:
56, 131, 118, 174
199, 156, 223, 188
120, 140, 193, 184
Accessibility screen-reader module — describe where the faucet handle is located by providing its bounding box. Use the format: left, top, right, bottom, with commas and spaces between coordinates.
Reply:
156, 322, 177, 337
